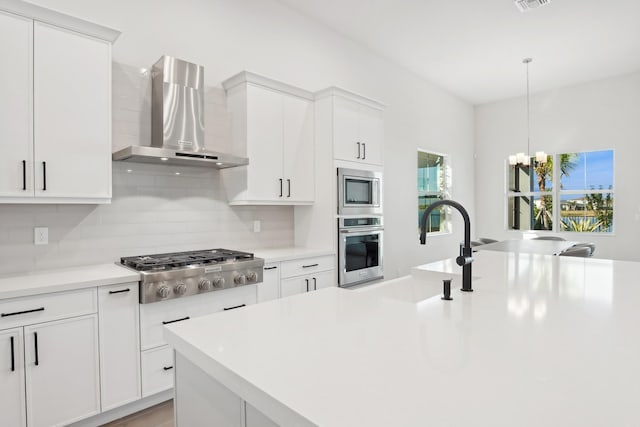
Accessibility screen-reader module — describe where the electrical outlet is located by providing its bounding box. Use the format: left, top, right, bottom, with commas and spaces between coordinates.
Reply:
34, 227, 48, 245
253, 220, 261, 233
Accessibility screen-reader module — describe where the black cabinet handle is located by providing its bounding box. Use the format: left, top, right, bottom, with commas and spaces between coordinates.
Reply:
1, 307, 45, 317
362, 143, 366, 160
108, 288, 130, 295
10, 336, 15, 372
42, 161, 46, 191
357, 142, 361, 159
305, 279, 309, 292
34, 332, 39, 366
302, 263, 319, 269
223, 304, 246, 311
162, 316, 190, 325
313, 277, 317, 291
163, 366, 174, 371
287, 179, 291, 197
264, 266, 278, 270
22, 160, 26, 191
279, 178, 283, 197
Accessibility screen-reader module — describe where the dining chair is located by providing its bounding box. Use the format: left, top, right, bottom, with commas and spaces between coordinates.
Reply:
532, 236, 566, 241
559, 246, 592, 257
478, 238, 498, 244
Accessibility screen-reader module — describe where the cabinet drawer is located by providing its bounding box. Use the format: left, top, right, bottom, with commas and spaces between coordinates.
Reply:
280, 255, 335, 279
0, 288, 97, 330
141, 346, 174, 397
140, 285, 257, 351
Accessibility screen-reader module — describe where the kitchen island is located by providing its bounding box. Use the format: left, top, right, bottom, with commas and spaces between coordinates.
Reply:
164, 251, 640, 426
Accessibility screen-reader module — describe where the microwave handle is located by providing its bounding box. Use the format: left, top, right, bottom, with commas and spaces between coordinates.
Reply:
373, 179, 379, 205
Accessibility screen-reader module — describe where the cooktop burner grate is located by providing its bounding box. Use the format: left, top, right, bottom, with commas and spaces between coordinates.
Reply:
121, 249, 254, 271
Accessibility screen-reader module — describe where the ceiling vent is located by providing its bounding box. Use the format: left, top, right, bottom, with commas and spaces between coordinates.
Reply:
515, 0, 553, 12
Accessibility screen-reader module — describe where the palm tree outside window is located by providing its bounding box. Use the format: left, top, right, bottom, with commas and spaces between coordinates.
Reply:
418, 150, 450, 235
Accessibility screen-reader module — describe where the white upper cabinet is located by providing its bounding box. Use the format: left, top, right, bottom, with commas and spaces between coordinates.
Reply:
319, 88, 385, 166
33, 22, 112, 201
0, 11, 32, 198
222, 72, 315, 205
0, 2, 120, 204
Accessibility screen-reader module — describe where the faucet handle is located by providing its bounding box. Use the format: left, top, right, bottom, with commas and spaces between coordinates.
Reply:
456, 255, 473, 267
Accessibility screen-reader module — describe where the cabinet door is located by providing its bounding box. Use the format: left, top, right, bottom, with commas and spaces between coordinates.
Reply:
24, 315, 100, 427
33, 22, 111, 200
0, 328, 26, 427
333, 96, 360, 162
283, 95, 314, 202
312, 270, 337, 291
358, 104, 384, 166
245, 84, 284, 201
257, 263, 280, 303
281, 275, 312, 298
0, 12, 33, 198
98, 283, 141, 411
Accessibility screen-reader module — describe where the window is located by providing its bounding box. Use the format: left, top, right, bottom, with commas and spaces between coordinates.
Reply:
559, 150, 614, 233
507, 155, 553, 231
418, 150, 449, 234
506, 149, 614, 233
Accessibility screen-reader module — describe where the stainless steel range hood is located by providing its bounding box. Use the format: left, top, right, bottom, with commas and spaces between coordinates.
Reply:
112, 56, 248, 169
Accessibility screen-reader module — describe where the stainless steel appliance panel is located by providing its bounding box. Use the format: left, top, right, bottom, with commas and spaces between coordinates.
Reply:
338, 218, 383, 287
338, 168, 383, 215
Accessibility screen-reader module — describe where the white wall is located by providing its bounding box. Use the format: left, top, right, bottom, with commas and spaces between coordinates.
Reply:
3, 0, 475, 278
475, 71, 640, 261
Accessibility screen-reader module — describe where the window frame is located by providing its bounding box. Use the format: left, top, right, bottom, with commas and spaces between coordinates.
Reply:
417, 148, 451, 237
504, 149, 615, 236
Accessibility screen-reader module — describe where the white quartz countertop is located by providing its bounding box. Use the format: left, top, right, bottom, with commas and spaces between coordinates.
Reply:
0, 263, 140, 300
249, 247, 334, 263
164, 251, 640, 426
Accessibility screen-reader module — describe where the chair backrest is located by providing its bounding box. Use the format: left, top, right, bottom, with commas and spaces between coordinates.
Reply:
571, 243, 596, 256
470, 241, 485, 247
559, 246, 592, 257
479, 238, 498, 244
533, 236, 566, 241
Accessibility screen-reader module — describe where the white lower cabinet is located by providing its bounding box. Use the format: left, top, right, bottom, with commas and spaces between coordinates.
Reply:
98, 283, 141, 411
257, 263, 280, 303
141, 345, 175, 398
24, 314, 100, 427
279, 255, 336, 299
0, 328, 26, 427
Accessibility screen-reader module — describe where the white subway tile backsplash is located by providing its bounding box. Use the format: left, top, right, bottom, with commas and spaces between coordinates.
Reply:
0, 62, 294, 276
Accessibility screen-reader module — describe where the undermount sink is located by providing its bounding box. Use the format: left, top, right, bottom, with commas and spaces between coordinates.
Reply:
359, 275, 444, 304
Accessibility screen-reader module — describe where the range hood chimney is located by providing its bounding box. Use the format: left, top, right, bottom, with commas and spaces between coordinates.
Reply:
113, 56, 248, 169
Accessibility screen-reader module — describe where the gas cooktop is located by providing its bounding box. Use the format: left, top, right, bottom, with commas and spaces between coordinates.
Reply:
121, 248, 255, 271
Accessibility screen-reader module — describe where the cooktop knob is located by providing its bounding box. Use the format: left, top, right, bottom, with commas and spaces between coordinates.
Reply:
212, 277, 225, 288
198, 279, 212, 291
234, 274, 246, 285
157, 286, 171, 299
246, 271, 258, 282
174, 282, 187, 295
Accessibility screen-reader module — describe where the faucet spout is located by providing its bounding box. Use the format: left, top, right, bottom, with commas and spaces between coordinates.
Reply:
420, 200, 473, 292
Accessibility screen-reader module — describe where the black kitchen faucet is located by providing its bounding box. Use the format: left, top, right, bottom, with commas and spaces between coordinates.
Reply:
419, 200, 474, 292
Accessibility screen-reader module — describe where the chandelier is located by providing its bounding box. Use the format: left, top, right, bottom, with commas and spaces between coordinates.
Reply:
509, 58, 546, 166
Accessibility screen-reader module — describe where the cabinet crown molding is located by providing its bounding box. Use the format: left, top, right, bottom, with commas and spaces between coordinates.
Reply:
315, 86, 386, 110
222, 71, 314, 101
0, 0, 120, 42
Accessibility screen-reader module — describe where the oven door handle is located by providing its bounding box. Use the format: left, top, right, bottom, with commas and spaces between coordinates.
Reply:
339, 227, 384, 234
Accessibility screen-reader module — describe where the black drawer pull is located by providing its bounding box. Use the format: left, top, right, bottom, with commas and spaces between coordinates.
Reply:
1, 307, 45, 317
357, 142, 361, 159
302, 263, 319, 268
34, 332, 39, 366
305, 279, 309, 292
162, 316, 190, 325
10, 336, 15, 372
264, 266, 278, 270
287, 179, 291, 197
108, 288, 130, 294
313, 277, 317, 291
223, 304, 246, 311
279, 178, 283, 197
22, 160, 26, 191
42, 161, 46, 191
163, 366, 174, 371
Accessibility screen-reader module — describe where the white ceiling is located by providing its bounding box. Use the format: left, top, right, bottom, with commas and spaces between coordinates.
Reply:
277, 0, 640, 105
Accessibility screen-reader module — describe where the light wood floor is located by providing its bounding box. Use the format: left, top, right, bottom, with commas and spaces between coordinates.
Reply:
101, 400, 174, 427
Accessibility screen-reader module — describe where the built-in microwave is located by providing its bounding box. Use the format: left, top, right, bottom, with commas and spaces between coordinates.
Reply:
337, 168, 382, 215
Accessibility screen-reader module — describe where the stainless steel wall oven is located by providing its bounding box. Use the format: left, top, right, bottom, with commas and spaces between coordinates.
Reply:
338, 217, 383, 287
